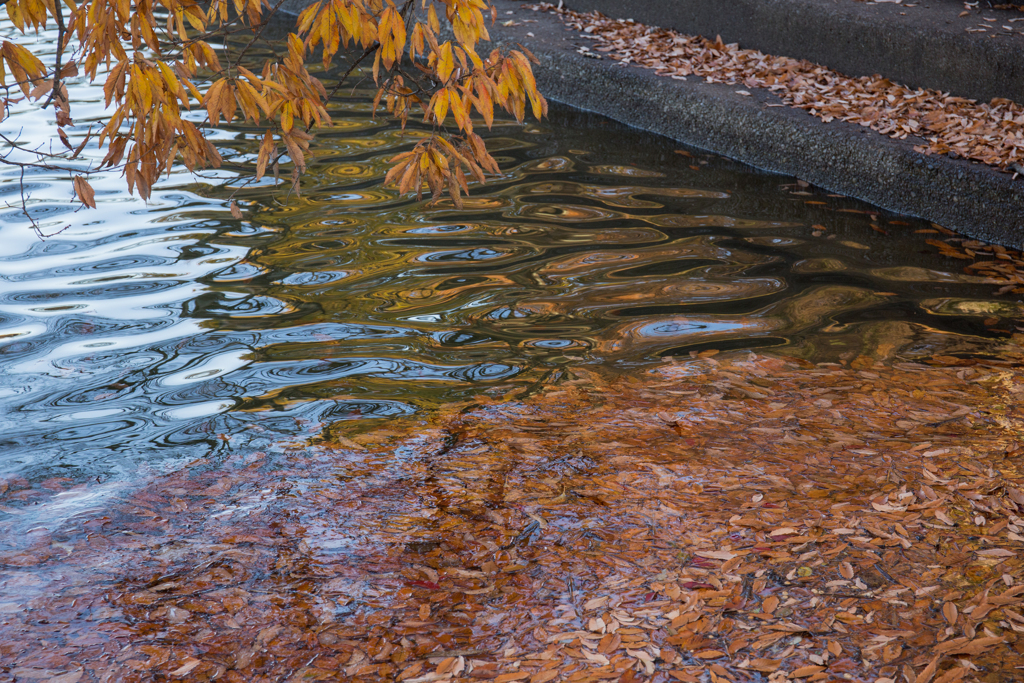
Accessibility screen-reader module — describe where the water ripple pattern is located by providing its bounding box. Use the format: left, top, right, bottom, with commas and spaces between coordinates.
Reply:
0, 19, 1020, 489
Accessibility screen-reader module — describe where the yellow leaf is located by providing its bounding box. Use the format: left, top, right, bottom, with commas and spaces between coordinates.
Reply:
131, 64, 153, 112
287, 33, 305, 63
201, 78, 226, 124
247, 0, 262, 23
280, 102, 294, 132
296, 1, 322, 34
410, 23, 425, 59
432, 88, 449, 125
378, 6, 406, 69
157, 61, 181, 100
428, 4, 440, 33
436, 42, 454, 82
448, 88, 471, 132
474, 77, 494, 128
236, 65, 263, 91
236, 79, 269, 120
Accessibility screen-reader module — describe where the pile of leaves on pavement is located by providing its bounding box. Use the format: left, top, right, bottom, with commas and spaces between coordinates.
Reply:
3, 348, 1024, 682
534, 4, 1024, 175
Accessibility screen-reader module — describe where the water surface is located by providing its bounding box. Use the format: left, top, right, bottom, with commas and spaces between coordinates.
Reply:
1, 19, 1020, 496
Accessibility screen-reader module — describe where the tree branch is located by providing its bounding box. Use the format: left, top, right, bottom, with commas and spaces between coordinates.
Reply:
41, 0, 66, 110
231, 0, 292, 68
325, 43, 379, 103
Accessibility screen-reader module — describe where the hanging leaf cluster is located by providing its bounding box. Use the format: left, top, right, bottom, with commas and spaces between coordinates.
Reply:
0, 0, 547, 207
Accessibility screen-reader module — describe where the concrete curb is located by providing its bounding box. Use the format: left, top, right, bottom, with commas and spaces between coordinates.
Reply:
563, 0, 1024, 108
276, 0, 1024, 247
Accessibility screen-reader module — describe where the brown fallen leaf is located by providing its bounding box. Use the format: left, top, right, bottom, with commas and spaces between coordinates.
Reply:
791, 665, 826, 677
933, 635, 1004, 656
933, 668, 967, 683
530, 671, 560, 683
746, 658, 782, 672
694, 550, 736, 561
942, 602, 958, 625
494, 673, 531, 683
170, 658, 202, 677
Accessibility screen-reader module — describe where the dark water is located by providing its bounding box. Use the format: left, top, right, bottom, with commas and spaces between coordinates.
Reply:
1, 21, 1021, 506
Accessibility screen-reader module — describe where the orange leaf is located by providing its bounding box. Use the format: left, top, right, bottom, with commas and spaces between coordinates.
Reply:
73, 176, 96, 209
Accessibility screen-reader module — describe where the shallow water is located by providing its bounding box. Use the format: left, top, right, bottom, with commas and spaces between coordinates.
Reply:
1, 19, 1020, 496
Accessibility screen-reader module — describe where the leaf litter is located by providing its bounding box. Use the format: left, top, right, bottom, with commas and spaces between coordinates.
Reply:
3, 348, 1024, 682
915, 227, 1024, 299
532, 4, 1024, 175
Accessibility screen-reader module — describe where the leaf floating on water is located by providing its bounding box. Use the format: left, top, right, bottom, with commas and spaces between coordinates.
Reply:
769, 527, 798, 537
943, 601, 959, 624
4, 350, 1024, 680
169, 659, 202, 677
693, 550, 736, 561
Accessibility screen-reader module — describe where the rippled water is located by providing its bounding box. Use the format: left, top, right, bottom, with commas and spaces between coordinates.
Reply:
1, 19, 1021, 496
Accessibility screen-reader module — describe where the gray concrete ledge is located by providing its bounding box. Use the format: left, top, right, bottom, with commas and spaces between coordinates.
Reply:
564, 0, 1024, 107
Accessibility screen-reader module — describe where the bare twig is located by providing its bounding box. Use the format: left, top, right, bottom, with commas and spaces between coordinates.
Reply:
2, 166, 72, 240
325, 43, 380, 103
40, 0, 66, 111
230, 0, 292, 67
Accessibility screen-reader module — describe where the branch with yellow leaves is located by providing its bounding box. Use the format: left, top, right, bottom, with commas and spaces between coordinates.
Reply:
1, 0, 548, 217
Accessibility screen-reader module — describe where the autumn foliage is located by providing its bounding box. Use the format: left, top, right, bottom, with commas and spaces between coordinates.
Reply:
4, 350, 1024, 681
0, 0, 547, 208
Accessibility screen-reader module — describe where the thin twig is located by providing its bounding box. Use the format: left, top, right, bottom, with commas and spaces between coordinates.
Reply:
231, 0, 292, 68
3, 166, 70, 239
325, 43, 380, 104
41, 0, 66, 110
0, 130, 91, 164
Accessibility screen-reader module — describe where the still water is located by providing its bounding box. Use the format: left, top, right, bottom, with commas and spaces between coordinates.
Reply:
1, 19, 1020, 495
